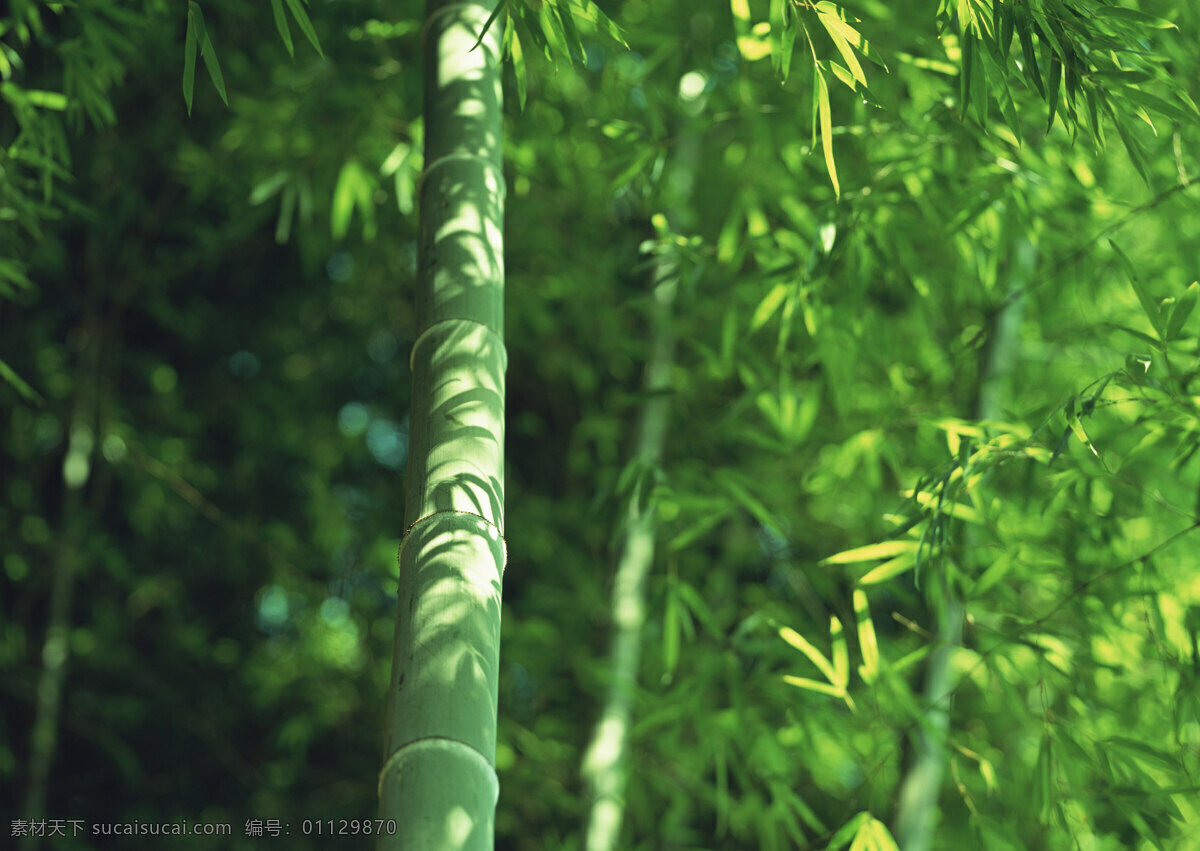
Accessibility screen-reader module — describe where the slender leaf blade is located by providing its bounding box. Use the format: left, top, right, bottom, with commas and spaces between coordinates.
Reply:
271, 0, 294, 57
815, 67, 839, 198
199, 31, 228, 107
1165, 281, 1198, 340
183, 2, 201, 114
284, 0, 323, 56
822, 539, 918, 565
1110, 240, 1163, 336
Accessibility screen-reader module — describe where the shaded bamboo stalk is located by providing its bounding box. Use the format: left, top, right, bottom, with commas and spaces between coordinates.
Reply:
583, 240, 678, 851
893, 239, 1035, 850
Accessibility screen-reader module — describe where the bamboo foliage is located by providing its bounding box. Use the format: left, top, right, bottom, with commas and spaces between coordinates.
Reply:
377, 2, 506, 849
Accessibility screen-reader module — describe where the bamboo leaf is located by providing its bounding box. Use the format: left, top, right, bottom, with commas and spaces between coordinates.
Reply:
781, 675, 843, 697
1102, 321, 1160, 347
506, 10, 527, 110
1016, 8, 1043, 97
852, 590, 879, 683
970, 30, 988, 125
249, 171, 290, 205
1109, 240, 1163, 337
826, 813, 870, 850
1091, 6, 1177, 29
822, 539, 918, 565
1034, 735, 1053, 822
183, 2, 201, 114
714, 469, 784, 539
472, 0, 508, 53
663, 588, 681, 674
974, 551, 1014, 596
1110, 108, 1151, 185
1165, 282, 1198, 340
1104, 736, 1182, 772
779, 625, 839, 685
778, 0, 797, 80
1046, 57, 1061, 131
675, 581, 724, 638
271, 0, 293, 57
1118, 87, 1200, 125
815, 67, 839, 198
332, 159, 364, 240
0, 260, 33, 293
274, 184, 295, 243
0, 358, 44, 403
751, 283, 789, 331
283, 0, 323, 57
814, 2, 886, 69
999, 4, 1014, 60
1085, 85, 1104, 147
960, 29, 974, 117
830, 616, 849, 688
572, 0, 628, 48
538, 1, 571, 63
198, 26, 228, 107
859, 552, 917, 584
553, 0, 586, 64
816, 5, 866, 88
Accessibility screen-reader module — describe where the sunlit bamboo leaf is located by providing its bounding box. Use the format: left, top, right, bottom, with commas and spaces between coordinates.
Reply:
823, 539, 919, 565
830, 616, 849, 687
538, 1, 570, 63
816, 5, 866, 88
781, 675, 842, 697
814, 2, 886, 69
751, 283, 788, 331
852, 590, 879, 683
779, 625, 839, 682
816, 67, 839, 198
859, 553, 918, 584
974, 551, 1014, 596
826, 813, 869, 850
331, 159, 364, 240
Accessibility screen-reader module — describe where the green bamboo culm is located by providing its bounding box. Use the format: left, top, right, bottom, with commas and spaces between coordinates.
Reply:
377, 1, 506, 849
